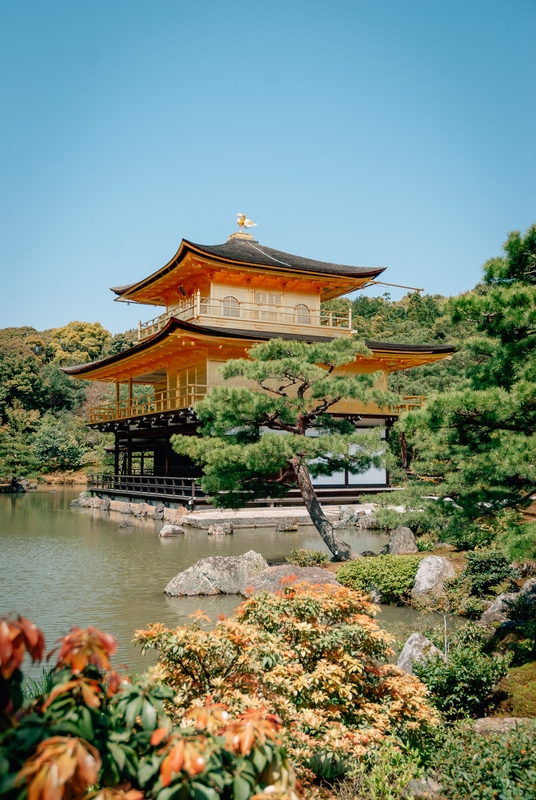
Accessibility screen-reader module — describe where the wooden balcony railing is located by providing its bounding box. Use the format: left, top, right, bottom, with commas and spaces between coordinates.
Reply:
88, 473, 204, 500
138, 294, 352, 340
88, 385, 208, 424
88, 385, 426, 425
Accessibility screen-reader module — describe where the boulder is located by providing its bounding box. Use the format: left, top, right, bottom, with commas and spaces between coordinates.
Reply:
153, 502, 165, 520
110, 500, 130, 513
411, 556, 456, 599
361, 550, 378, 557
397, 633, 445, 675
402, 777, 444, 799
118, 519, 134, 529
164, 550, 268, 596
338, 506, 366, 526
101, 497, 111, 511
478, 593, 518, 627
474, 717, 533, 736
242, 565, 341, 596
70, 492, 89, 507
388, 526, 418, 555
369, 587, 382, 604
208, 522, 233, 536
358, 514, 381, 530
275, 518, 299, 532
159, 525, 185, 538
520, 576, 536, 604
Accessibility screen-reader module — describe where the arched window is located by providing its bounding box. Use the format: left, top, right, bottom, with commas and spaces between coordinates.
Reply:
222, 295, 240, 317
295, 303, 310, 324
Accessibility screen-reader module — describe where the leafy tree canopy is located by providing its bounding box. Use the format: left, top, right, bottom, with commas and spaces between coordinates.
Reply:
49, 321, 112, 366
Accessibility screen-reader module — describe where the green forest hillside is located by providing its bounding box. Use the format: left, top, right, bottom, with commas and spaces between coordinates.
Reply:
0, 322, 136, 477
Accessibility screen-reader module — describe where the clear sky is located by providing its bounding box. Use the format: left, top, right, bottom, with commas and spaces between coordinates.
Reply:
1, 0, 535, 334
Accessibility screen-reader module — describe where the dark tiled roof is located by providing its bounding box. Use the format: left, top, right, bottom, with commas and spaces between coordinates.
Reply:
110, 238, 386, 296
186, 238, 385, 278
62, 317, 455, 376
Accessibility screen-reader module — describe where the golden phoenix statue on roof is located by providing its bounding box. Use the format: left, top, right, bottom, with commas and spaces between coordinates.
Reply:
237, 213, 257, 232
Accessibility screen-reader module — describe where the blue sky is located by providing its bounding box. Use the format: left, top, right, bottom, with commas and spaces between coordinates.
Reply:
1, 0, 535, 334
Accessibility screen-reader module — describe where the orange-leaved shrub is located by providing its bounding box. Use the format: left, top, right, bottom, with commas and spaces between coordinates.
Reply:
0, 618, 297, 800
134, 582, 438, 772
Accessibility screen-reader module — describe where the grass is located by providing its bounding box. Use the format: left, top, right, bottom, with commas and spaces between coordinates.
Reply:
496, 661, 536, 717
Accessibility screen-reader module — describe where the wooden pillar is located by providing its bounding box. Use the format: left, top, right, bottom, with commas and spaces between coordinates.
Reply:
127, 434, 132, 476
115, 381, 120, 417
114, 433, 120, 476
167, 366, 177, 410
128, 377, 133, 415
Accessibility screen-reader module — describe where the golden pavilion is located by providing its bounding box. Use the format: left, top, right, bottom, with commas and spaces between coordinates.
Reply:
64, 224, 454, 504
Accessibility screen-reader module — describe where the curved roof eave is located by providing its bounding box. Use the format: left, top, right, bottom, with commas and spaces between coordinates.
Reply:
61, 317, 456, 378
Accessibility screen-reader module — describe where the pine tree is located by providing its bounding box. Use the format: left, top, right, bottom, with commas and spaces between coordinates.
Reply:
172, 337, 396, 560
375, 225, 536, 557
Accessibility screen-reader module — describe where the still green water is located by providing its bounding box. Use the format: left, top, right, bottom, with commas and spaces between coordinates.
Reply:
0, 489, 427, 675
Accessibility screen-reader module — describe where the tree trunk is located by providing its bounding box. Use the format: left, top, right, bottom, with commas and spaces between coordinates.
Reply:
400, 431, 408, 472
289, 454, 358, 561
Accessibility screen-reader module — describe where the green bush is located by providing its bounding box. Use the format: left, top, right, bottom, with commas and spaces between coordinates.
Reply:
462, 549, 518, 595
337, 737, 422, 800
502, 592, 536, 663
336, 555, 423, 603
431, 721, 536, 800
413, 644, 512, 720
286, 548, 329, 567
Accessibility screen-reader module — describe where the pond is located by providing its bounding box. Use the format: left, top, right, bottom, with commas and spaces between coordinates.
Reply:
0, 489, 432, 675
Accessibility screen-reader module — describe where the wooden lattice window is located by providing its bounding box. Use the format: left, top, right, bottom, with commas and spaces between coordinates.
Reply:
222, 296, 240, 317
295, 303, 310, 324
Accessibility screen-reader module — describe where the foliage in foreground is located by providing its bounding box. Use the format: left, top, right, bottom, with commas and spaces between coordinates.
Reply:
0, 618, 297, 800
430, 721, 536, 800
336, 555, 423, 604
334, 721, 536, 800
134, 583, 438, 773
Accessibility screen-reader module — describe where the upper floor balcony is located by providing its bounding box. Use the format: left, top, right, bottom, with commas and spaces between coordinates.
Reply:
137, 292, 352, 340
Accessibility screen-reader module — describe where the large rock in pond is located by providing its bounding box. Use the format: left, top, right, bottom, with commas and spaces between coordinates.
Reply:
338, 506, 366, 526
241, 565, 341, 596
164, 550, 268, 596
159, 525, 185, 538
397, 633, 445, 675
208, 522, 233, 536
388, 526, 418, 555
411, 556, 456, 599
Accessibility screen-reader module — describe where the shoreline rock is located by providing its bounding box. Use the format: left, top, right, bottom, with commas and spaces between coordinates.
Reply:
164, 550, 268, 596
388, 526, 418, 555
397, 633, 445, 675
